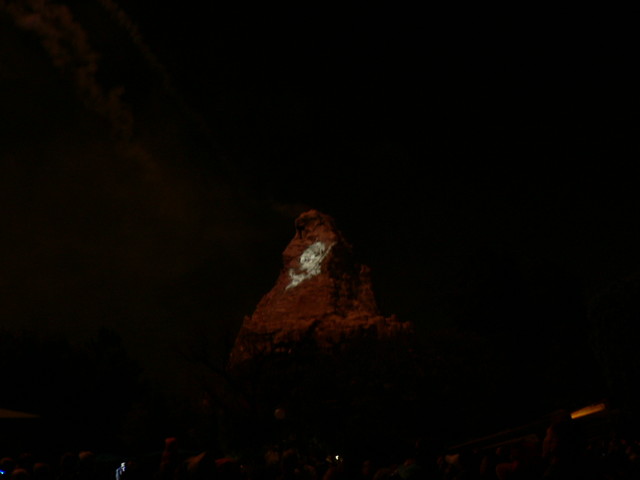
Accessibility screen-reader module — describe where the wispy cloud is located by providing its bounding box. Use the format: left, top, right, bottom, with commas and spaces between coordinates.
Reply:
3, 0, 134, 138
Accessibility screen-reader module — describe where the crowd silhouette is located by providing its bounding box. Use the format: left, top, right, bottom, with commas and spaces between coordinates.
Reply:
0, 411, 638, 480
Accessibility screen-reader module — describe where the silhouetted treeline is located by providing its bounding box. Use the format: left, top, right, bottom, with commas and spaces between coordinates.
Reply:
0, 328, 162, 453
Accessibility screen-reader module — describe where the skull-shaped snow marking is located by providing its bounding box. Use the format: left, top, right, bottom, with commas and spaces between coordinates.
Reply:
286, 241, 333, 289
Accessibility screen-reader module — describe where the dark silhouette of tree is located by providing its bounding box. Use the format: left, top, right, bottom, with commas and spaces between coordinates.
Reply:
0, 327, 144, 452
589, 274, 640, 411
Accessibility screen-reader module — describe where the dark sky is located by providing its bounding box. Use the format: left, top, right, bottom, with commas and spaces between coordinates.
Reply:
2, 3, 640, 399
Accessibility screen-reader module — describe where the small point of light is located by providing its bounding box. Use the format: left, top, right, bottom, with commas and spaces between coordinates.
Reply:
570, 403, 606, 420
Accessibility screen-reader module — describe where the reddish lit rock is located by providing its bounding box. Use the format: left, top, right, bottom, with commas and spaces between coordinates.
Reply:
229, 210, 412, 367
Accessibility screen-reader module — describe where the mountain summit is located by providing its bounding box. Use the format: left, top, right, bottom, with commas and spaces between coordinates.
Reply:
229, 210, 411, 367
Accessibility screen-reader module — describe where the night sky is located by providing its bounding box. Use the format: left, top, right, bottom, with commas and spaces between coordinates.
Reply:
2, 2, 640, 410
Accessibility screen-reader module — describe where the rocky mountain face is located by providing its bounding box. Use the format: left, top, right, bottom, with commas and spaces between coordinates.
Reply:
229, 210, 412, 368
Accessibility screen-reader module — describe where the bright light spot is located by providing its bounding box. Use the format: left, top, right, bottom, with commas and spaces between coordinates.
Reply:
570, 403, 606, 420
287, 241, 333, 289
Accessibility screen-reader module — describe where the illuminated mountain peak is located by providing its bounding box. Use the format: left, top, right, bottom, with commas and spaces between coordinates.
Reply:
229, 210, 411, 367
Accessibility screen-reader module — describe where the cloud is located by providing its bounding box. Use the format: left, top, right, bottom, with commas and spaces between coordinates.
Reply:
0, 2, 289, 393
3, 0, 133, 138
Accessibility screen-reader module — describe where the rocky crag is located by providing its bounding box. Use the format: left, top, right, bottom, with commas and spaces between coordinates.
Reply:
229, 210, 412, 368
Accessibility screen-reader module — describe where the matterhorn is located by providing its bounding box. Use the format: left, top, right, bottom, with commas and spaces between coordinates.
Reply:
222, 210, 418, 452
229, 210, 412, 368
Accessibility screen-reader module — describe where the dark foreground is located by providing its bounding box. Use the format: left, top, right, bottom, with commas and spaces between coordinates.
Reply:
2, 411, 640, 480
